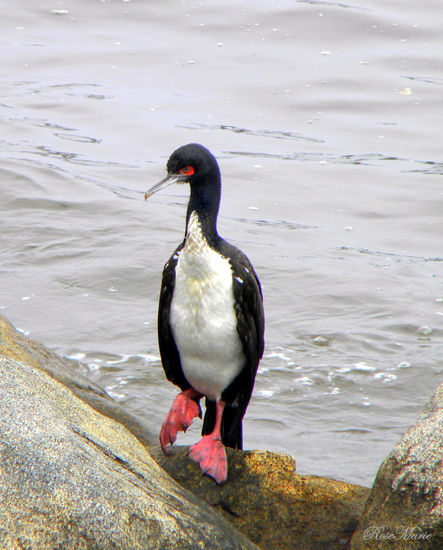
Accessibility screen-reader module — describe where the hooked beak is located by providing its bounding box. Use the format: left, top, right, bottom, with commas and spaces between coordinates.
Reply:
144, 174, 187, 200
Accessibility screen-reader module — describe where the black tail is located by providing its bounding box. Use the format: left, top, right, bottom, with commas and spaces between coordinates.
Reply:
202, 399, 243, 450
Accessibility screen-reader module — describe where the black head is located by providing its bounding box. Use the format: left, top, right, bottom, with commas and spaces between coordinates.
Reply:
167, 143, 220, 182
145, 143, 222, 242
145, 143, 221, 199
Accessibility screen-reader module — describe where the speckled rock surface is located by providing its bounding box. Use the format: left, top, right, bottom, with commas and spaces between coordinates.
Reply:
0, 353, 257, 549
156, 446, 370, 549
0, 315, 157, 450
351, 383, 443, 550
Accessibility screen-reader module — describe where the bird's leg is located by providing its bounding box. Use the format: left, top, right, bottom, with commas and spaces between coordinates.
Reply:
160, 388, 202, 454
188, 400, 227, 484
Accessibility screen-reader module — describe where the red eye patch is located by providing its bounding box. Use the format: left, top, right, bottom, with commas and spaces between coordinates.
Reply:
179, 165, 195, 176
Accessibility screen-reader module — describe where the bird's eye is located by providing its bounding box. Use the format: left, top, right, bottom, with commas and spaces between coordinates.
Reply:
179, 165, 195, 176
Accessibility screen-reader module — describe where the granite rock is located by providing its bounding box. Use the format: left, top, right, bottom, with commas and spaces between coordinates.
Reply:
156, 446, 370, 549
351, 383, 443, 550
0, 315, 157, 450
0, 352, 257, 549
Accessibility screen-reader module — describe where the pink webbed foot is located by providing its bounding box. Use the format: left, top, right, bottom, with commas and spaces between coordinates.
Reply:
188, 435, 228, 484
160, 389, 201, 454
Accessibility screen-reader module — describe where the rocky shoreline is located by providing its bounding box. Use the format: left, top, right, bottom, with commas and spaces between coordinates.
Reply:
0, 315, 441, 549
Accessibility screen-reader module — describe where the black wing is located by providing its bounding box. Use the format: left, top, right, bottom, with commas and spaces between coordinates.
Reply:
157, 241, 191, 392
203, 240, 265, 449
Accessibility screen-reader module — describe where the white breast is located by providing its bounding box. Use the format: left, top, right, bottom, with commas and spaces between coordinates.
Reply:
170, 212, 245, 401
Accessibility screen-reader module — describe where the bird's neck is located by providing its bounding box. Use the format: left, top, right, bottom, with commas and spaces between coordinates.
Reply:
185, 180, 221, 247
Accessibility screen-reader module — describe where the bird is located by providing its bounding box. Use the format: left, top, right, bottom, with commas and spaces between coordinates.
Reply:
145, 143, 264, 484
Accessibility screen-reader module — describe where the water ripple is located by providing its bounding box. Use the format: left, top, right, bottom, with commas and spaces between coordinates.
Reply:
227, 150, 443, 175
178, 122, 325, 144
295, 0, 371, 10
336, 246, 443, 263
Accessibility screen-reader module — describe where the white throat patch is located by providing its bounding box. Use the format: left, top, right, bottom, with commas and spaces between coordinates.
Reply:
170, 212, 245, 400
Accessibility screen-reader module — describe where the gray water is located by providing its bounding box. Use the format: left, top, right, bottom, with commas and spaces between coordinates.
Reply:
1, 0, 442, 487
